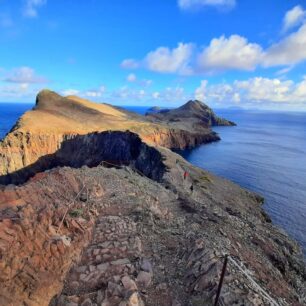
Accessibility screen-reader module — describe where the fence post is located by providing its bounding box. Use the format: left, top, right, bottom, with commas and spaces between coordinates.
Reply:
214, 254, 228, 306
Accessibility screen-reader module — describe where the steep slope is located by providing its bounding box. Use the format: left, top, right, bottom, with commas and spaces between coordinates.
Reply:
0, 91, 224, 182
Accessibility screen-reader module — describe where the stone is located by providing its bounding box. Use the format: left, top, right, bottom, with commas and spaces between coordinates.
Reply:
140, 259, 152, 273
76, 265, 87, 273
97, 290, 105, 304
119, 292, 144, 306
136, 271, 152, 289
111, 258, 130, 265
97, 262, 109, 272
81, 298, 92, 306
121, 276, 138, 291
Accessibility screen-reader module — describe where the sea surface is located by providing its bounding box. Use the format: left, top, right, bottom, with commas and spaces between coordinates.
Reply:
180, 109, 306, 256
0, 103, 306, 255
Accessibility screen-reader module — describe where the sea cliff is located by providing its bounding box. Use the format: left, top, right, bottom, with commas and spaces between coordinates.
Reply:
0, 90, 227, 183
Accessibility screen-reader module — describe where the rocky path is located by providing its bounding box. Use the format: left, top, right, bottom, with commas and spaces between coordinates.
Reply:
51, 213, 150, 306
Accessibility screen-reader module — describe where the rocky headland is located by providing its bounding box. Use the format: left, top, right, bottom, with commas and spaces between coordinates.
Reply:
145, 100, 236, 131
0, 91, 231, 185
0, 90, 305, 306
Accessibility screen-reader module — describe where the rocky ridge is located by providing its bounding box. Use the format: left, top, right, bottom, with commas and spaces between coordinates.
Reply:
0, 91, 228, 182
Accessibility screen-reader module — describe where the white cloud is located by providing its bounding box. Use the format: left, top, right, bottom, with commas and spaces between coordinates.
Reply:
127, 73, 137, 82
293, 77, 306, 98
122, 44, 193, 75
195, 81, 240, 104
195, 80, 208, 101
178, 0, 236, 10
197, 35, 262, 73
62, 89, 80, 96
120, 6, 306, 75
84, 86, 106, 98
282, 5, 306, 33
121, 59, 139, 69
122, 22, 306, 75
275, 66, 293, 76
152, 92, 160, 99
0, 83, 39, 100
194, 77, 306, 108
235, 77, 293, 103
23, 0, 47, 18
157, 86, 190, 102
3, 67, 47, 84
263, 23, 306, 67
144, 43, 193, 74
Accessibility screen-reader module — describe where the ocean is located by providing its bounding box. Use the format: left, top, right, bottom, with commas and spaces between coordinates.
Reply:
1, 103, 306, 255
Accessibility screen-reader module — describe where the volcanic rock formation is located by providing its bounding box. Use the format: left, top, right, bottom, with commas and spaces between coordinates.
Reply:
0, 91, 228, 183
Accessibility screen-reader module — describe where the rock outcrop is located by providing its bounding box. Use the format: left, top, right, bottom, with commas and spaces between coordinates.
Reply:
0, 91, 223, 181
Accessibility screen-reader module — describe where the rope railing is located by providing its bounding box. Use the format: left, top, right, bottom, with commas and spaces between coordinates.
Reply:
98, 160, 145, 177
215, 254, 287, 306
227, 255, 284, 306
56, 160, 147, 235
56, 183, 86, 234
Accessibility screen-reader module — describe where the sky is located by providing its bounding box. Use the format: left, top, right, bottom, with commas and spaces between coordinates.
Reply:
1, 0, 306, 110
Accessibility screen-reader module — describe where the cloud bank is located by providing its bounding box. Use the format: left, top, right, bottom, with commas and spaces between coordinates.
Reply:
121, 5, 306, 75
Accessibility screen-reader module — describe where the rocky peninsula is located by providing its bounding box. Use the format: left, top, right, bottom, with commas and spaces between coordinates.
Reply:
0, 90, 305, 306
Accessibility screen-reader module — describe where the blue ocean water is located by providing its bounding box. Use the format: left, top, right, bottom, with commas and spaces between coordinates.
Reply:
0, 104, 305, 255
0, 103, 34, 139
180, 109, 306, 255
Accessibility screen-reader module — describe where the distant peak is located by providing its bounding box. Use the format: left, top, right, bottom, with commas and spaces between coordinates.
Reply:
179, 100, 209, 111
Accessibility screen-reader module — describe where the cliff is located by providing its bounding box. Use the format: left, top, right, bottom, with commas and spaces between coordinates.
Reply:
0, 91, 222, 183
0, 132, 305, 305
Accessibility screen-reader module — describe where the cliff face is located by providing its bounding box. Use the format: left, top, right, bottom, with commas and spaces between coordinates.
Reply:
0, 131, 167, 185
0, 137, 305, 306
0, 91, 226, 179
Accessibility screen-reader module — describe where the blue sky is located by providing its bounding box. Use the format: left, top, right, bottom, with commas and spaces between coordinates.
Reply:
1, 0, 306, 110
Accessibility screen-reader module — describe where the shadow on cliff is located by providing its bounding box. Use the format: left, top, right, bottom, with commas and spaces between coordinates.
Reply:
0, 131, 166, 185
